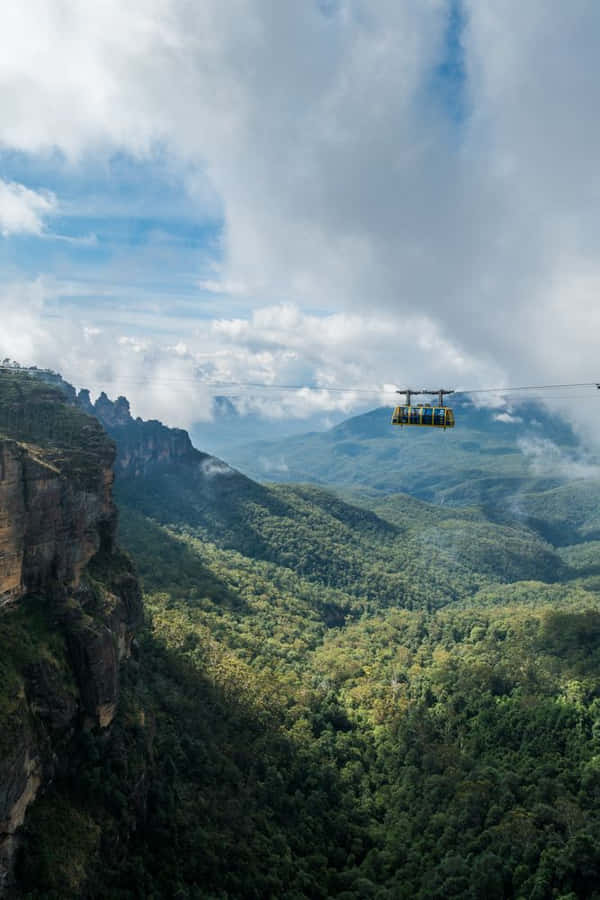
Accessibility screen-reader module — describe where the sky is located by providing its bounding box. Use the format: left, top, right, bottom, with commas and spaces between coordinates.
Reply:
1, 0, 600, 432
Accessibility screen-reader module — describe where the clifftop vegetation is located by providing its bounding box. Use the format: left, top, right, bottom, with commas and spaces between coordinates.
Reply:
0, 370, 114, 485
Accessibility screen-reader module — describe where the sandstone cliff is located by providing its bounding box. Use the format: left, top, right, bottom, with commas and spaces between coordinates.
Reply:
0, 373, 142, 893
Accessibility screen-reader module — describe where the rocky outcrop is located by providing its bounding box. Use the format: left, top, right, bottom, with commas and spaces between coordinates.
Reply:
76, 388, 95, 416
93, 392, 133, 429
82, 389, 217, 479
0, 745, 41, 896
0, 373, 142, 892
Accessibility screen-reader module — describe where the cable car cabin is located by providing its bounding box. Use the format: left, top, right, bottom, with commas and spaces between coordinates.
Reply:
391, 404, 455, 429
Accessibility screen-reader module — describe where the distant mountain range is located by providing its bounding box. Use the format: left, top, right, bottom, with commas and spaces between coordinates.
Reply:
189, 394, 353, 457
220, 399, 599, 507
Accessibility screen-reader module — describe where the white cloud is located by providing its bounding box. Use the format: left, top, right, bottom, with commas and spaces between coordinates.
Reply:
0, 279, 214, 428
0, 277, 492, 429
494, 412, 523, 424
198, 279, 248, 295
2, 276, 599, 455
0, 179, 55, 236
0, 280, 49, 358
518, 436, 600, 481
200, 458, 235, 477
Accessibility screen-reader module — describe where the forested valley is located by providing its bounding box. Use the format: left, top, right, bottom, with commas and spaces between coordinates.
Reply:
4, 373, 600, 899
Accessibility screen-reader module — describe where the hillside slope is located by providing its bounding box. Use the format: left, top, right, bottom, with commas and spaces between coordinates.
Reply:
115, 470, 566, 612
110, 490, 600, 900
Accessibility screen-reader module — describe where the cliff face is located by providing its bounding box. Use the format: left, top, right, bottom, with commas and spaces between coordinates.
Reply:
0, 439, 114, 605
0, 374, 142, 893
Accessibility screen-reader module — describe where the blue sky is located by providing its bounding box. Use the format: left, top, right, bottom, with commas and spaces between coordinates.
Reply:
432, 0, 467, 125
0, 148, 233, 335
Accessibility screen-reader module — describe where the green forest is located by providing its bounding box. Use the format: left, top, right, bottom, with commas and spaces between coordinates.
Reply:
16, 457, 600, 899
3, 370, 600, 898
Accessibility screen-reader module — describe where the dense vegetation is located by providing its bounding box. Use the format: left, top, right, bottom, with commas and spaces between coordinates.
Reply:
0, 370, 106, 455
15, 458, 600, 898
4, 373, 600, 897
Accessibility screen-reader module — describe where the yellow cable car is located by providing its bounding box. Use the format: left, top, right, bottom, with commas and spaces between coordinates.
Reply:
391, 389, 455, 429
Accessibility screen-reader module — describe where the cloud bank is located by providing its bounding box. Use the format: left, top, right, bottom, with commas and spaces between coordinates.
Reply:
0, 1, 599, 434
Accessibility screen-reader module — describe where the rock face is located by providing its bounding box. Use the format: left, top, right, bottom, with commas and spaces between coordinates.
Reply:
0, 374, 142, 892
0, 439, 114, 605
